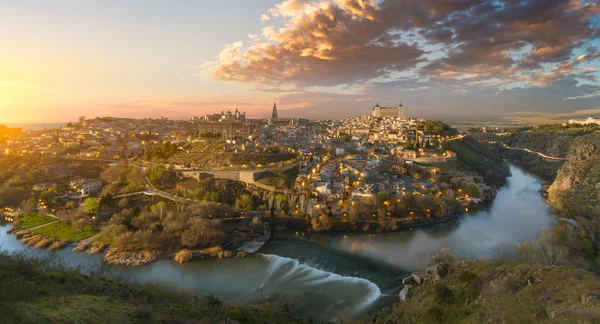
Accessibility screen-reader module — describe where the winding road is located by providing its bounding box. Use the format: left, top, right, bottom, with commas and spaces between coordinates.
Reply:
501, 143, 567, 161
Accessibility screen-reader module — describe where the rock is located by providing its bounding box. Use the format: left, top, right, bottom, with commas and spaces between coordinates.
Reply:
582, 294, 597, 304
399, 285, 411, 301
581, 289, 600, 304
50, 240, 68, 250
402, 276, 415, 285
425, 263, 449, 282
72, 241, 89, 253
236, 251, 247, 258
87, 242, 108, 254
412, 272, 426, 284
104, 250, 159, 266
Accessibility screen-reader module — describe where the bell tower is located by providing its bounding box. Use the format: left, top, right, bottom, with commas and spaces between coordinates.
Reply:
272, 102, 278, 120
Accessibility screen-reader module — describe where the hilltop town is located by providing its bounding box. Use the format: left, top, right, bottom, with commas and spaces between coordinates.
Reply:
0, 102, 505, 265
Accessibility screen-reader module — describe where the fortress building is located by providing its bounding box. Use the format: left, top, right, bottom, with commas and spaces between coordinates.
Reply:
203, 108, 246, 123
372, 102, 405, 118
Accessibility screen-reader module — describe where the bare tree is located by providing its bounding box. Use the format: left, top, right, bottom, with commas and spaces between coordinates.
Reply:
298, 194, 307, 214
267, 194, 275, 211
289, 194, 298, 215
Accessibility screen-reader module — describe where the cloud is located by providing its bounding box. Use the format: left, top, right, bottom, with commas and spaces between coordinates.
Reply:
209, 0, 599, 91
201, 0, 600, 121
260, 14, 271, 22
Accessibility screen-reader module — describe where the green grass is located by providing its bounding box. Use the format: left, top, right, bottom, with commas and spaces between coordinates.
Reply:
0, 252, 307, 324
14, 212, 55, 230
30, 221, 98, 242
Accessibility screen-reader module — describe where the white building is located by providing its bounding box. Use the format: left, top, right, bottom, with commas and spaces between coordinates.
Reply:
568, 116, 600, 125
372, 102, 405, 118
70, 179, 103, 196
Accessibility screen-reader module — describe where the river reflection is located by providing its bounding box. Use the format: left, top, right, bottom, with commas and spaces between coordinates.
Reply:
293, 163, 556, 271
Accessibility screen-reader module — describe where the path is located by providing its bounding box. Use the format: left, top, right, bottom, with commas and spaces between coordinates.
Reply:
19, 220, 59, 233
77, 232, 102, 244
501, 143, 567, 161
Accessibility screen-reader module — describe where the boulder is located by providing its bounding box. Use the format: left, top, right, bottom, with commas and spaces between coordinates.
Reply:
399, 285, 412, 301
412, 272, 426, 284
581, 289, 600, 304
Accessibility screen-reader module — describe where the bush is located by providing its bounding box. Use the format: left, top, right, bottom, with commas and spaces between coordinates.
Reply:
174, 249, 193, 263
429, 248, 459, 265
433, 284, 454, 304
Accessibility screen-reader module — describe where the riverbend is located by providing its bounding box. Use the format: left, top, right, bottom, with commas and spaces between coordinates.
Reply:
0, 163, 555, 321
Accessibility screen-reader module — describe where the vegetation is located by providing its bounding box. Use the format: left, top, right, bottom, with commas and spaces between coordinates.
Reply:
256, 167, 299, 189
101, 164, 145, 195
0, 186, 28, 207
377, 258, 600, 323
442, 136, 509, 186
162, 140, 296, 168
83, 198, 100, 214
97, 202, 237, 255
417, 120, 456, 134
174, 249, 193, 263
30, 221, 98, 242
0, 156, 106, 190
12, 212, 55, 231
0, 252, 306, 324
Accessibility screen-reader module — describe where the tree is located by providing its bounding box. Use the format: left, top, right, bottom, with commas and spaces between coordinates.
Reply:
39, 190, 56, 205
150, 201, 167, 221
275, 194, 288, 215
311, 214, 332, 232
250, 216, 264, 233
23, 198, 38, 213
100, 193, 115, 207
466, 184, 480, 198
181, 218, 224, 248
235, 194, 254, 210
518, 228, 567, 266
117, 198, 129, 208
65, 200, 77, 210
83, 198, 100, 214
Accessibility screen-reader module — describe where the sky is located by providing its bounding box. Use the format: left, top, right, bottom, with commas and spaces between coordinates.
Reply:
1, 0, 600, 125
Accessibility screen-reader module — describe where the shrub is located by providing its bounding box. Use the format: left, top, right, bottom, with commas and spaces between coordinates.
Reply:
174, 249, 193, 263
433, 284, 455, 304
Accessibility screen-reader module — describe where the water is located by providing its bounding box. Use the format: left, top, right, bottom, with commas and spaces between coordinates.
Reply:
291, 163, 555, 272
0, 163, 555, 320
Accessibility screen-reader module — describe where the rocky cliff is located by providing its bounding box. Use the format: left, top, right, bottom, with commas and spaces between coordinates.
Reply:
548, 132, 600, 219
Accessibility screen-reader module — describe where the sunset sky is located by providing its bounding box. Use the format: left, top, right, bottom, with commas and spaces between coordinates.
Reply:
1, 0, 600, 124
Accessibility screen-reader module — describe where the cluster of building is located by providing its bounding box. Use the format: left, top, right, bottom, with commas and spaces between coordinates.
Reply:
567, 115, 600, 125
2, 101, 495, 218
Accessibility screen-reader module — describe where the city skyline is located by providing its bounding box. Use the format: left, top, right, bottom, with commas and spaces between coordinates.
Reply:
2, 0, 600, 124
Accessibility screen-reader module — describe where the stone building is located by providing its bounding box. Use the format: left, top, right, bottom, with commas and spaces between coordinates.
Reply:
372, 102, 405, 118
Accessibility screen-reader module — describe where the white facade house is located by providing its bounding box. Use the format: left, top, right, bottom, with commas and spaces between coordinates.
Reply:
70, 179, 103, 196
568, 116, 600, 125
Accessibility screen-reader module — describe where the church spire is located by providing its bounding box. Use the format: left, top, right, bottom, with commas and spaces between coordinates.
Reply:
272, 101, 278, 119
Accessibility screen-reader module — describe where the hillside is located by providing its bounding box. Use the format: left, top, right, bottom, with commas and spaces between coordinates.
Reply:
548, 132, 600, 219
0, 252, 306, 324
376, 260, 600, 323
442, 136, 509, 186
146, 140, 297, 169
475, 131, 600, 271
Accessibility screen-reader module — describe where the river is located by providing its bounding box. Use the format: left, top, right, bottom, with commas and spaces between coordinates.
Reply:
0, 163, 555, 321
